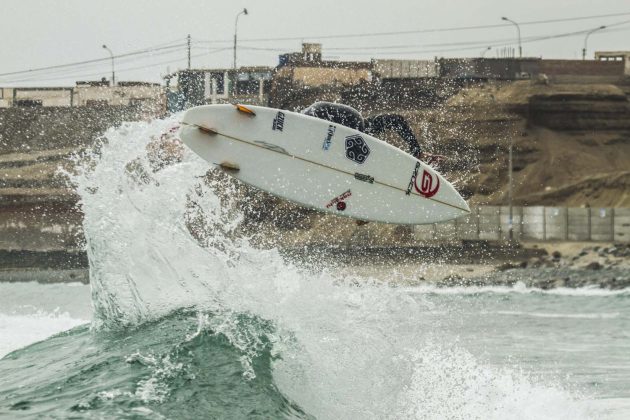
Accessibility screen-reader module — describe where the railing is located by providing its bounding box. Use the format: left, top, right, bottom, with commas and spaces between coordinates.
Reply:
414, 206, 630, 243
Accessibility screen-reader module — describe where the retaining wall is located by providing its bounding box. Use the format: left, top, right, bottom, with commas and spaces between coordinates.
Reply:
414, 206, 630, 243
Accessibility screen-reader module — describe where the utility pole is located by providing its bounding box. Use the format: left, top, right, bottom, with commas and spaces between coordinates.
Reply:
582, 26, 606, 60
508, 136, 514, 241
187, 34, 191, 69
502, 17, 522, 58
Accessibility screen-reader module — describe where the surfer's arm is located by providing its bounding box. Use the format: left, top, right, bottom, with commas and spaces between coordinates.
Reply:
364, 114, 422, 157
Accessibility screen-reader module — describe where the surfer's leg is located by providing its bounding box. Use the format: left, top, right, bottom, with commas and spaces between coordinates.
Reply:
302, 102, 365, 131
364, 114, 422, 157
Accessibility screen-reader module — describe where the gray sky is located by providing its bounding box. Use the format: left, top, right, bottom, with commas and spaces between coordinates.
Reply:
1, 0, 629, 86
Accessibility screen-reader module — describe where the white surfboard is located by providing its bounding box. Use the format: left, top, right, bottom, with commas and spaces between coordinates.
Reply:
179, 104, 470, 225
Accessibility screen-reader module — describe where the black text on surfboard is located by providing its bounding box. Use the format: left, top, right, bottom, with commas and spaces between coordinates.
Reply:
354, 172, 374, 183
272, 112, 285, 132
326, 190, 351, 211
406, 162, 421, 195
322, 125, 336, 150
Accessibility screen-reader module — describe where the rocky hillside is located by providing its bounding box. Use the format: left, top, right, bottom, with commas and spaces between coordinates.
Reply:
393, 80, 630, 207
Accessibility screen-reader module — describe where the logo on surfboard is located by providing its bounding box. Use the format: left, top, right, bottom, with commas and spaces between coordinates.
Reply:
407, 162, 440, 198
326, 189, 351, 211
416, 170, 439, 197
272, 111, 285, 131
345, 135, 370, 164
322, 125, 336, 150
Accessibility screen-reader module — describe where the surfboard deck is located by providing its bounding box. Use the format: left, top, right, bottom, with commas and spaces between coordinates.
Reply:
179, 104, 470, 225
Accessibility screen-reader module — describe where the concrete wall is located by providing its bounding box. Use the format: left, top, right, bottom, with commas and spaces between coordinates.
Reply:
439, 58, 540, 80
615, 208, 630, 242
521, 206, 545, 240
372, 59, 438, 79
13, 88, 74, 107
0, 85, 164, 113
539, 60, 624, 77
74, 84, 164, 113
437, 58, 625, 81
291, 67, 370, 87
415, 206, 630, 243
568, 208, 590, 241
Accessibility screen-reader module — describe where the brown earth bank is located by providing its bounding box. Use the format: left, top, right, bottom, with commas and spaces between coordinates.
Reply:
367, 80, 630, 208
1, 80, 630, 273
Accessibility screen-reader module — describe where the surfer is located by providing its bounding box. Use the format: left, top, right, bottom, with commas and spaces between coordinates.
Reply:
302, 101, 444, 165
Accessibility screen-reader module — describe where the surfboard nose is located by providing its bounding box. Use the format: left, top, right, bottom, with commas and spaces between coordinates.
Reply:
431, 170, 470, 219
456, 194, 471, 215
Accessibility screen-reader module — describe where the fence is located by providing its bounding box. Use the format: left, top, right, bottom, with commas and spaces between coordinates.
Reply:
414, 206, 630, 243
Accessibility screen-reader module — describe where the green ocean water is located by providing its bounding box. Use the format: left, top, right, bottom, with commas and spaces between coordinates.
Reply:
1, 282, 629, 419
1, 308, 307, 419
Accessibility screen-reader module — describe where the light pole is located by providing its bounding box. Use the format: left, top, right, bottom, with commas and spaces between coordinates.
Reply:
501, 17, 522, 58
582, 26, 606, 60
480, 46, 491, 58
233, 8, 248, 70
508, 136, 514, 242
102, 44, 115, 86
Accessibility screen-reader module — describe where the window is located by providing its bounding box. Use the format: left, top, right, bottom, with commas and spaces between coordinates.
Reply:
15, 99, 42, 107
212, 73, 224, 94
129, 98, 147, 107
236, 80, 260, 95
86, 100, 109, 107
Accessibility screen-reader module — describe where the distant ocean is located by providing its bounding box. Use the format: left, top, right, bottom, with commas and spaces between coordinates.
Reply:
1, 116, 628, 419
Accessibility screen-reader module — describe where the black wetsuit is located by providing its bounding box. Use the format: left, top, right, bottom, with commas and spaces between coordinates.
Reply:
302, 101, 422, 157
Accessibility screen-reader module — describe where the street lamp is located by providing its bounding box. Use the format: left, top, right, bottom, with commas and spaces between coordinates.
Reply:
501, 17, 522, 58
508, 136, 514, 242
480, 46, 491, 58
102, 44, 115, 86
233, 8, 248, 70
582, 26, 606, 60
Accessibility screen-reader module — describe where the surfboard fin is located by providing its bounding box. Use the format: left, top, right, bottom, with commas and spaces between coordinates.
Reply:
218, 161, 240, 173
197, 125, 218, 135
234, 104, 256, 116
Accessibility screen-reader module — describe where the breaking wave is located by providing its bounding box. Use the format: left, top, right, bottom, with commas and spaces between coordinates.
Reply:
0, 116, 596, 419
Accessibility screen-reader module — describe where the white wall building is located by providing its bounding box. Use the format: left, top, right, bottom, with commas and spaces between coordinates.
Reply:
0, 79, 165, 113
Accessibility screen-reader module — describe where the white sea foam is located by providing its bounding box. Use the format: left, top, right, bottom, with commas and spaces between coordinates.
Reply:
0, 282, 91, 358
0, 311, 87, 358
490, 310, 620, 319
403, 282, 630, 297
69, 116, 610, 419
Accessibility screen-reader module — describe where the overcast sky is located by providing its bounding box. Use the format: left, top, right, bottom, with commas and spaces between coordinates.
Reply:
1, 0, 628, 86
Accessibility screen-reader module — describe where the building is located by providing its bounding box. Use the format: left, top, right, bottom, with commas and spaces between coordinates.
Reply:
164, 67, 273, 112
270, 43, 371, 108
275, 43, 371, 87
74, 80, 164, 111
0, 79, 165, 114
0, 87, 74, 107
595, 51, 630, 76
